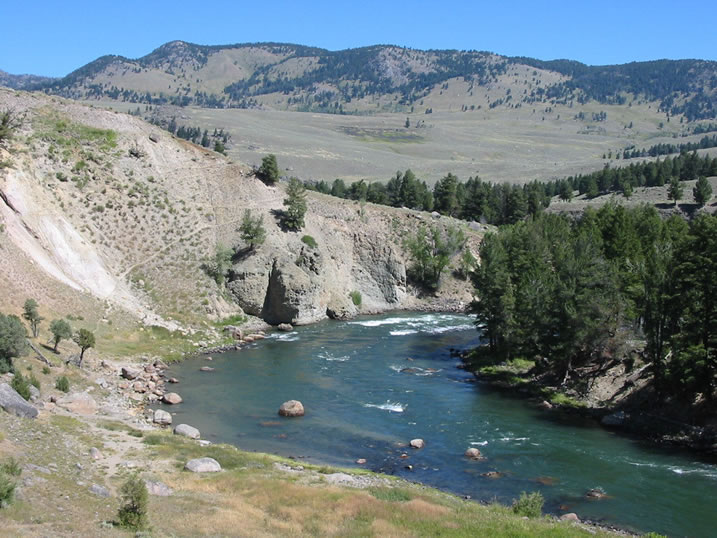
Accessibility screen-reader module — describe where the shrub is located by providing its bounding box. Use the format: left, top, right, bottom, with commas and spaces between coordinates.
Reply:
512, 491, 544, 518
42, 366, 51, 375
0, 472, 16, 508
117, 474, 148, 530
301, 235, 317, 248
28, 373, 40, 390
0, 458, 21, 477
350, 290, 362, 306
55, 376, 70, 393
10, 372, 31, 400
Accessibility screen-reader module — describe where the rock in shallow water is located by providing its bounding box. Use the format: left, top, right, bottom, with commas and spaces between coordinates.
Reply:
410, 438, 425, 449
278, 400, 304, 417
163, 392, 182, 404
464, 447, 485, 460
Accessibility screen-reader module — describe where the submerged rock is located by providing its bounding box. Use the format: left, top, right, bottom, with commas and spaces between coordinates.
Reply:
601, 411, 626, 427
278, 400, 305, 417
185, 457, 221, 473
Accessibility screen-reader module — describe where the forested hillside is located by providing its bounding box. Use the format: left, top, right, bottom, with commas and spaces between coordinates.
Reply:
26, 41, 717, 119
472, 206, 716, 405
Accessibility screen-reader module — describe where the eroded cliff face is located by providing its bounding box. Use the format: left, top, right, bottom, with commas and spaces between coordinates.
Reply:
0, 89, 479, 329
226, 226, 412, 325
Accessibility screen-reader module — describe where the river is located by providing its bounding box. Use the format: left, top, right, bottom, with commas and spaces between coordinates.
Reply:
159, 313, 717, 537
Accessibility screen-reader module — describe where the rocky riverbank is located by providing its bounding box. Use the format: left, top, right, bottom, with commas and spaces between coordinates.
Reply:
461, 349, 717, 457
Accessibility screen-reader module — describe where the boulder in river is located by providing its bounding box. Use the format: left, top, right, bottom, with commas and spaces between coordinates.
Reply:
278, 400, 305, 417
409, 438, 425, 449
586, 488, 608, 499
464, 447, 485, 460
163, 392, 182, 404
277, 323, 293, 332
185, 457, 221, 473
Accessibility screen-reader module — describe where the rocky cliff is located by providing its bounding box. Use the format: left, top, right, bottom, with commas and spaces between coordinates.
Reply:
0, 89, 479, 330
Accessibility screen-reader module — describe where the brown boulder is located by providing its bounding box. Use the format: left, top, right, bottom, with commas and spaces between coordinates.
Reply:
163, 392, 183, 405
278, 400, 304, 417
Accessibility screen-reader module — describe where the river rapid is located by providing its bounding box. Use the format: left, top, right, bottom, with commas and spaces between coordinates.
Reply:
160, 313, 717, 537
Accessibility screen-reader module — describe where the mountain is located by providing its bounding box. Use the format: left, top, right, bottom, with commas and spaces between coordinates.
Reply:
29, 41, 717, 120
0, 68, 55, 90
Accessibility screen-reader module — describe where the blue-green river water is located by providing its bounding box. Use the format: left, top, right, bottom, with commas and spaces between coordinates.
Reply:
160, 313, 717, 537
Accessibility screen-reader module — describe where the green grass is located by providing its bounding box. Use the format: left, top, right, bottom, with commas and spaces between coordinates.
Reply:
97, 325, 196, 360
35, 112, 117, 152
541, 389, 587, 409
368, 487, 413, 502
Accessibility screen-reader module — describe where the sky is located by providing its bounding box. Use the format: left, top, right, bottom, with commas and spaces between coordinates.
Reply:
2, 0, 716, 77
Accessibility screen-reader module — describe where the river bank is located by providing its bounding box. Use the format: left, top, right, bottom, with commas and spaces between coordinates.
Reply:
460, 348, 717, 457
0, 330, 625, 537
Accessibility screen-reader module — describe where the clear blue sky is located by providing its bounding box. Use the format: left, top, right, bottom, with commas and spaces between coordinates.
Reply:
2, 0, 715, 77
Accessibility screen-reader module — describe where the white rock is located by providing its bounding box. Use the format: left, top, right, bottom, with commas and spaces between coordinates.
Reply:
174, 424, 200, 439
185, 457, 221, 473
153, 409, 172, 425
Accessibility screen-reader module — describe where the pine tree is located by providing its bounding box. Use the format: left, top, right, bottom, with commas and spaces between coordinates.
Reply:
693, 175, 712, 207
282, 178, 307, 231
668, 177, 683, 206
238, 210, 266, 251
257, 154, 280, 185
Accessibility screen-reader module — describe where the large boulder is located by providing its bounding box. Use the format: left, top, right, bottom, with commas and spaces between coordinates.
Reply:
163, 392, 182, 405
262, 257, 324, 325
277, 323, 293, 332
145, 480, 173, 497
185, 457, 221, 473
58, 392, 97, 415
0, 383, 38, 419
174, 424, 200, 439
601, 411, 626, 427
226, 257, 273, 317
278, 400, 305, 417
121, 367, 140, 380
410, 439, 425, 449
153, 409, 172, 425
